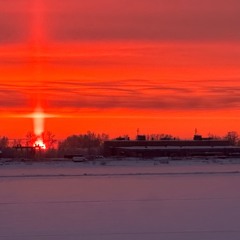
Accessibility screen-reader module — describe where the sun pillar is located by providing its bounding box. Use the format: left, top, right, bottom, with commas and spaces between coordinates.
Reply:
33, 106, 45, 136
33, 106, 46, 149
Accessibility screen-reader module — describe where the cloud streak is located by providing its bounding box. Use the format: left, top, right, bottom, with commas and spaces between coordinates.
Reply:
1, 79, 240, 113
48, 0, 240, 42
1, 0, 240, 44
0, 12, 29, 43
0, 39, 240, 115
42, 79, 240, 111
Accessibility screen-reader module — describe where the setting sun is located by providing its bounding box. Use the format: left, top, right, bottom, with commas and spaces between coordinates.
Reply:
33, 138, 46, 149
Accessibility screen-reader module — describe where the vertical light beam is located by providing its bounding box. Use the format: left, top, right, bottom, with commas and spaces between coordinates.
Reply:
33, 106, 45, 136
31, 0, 45, 47
30, 0, 46, 144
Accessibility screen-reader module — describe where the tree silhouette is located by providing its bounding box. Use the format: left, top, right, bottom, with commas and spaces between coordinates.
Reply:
58, 131, 109, 155
0, 136, 9, 149
224, 131, 239, 145
25, 132, 37, 146
41, 131, 57, 149
25, 131, 57, 149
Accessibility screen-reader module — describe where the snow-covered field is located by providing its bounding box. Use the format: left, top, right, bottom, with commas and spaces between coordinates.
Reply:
1, 158, 240, 240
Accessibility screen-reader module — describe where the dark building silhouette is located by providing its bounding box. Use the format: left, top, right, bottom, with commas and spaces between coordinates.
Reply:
104, 135, 240, 158
12, 145, 36, 159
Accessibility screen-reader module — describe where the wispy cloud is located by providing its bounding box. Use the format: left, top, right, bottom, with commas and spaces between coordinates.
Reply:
0, 0, 31, 45
0, 88, 27, 108
1, 0, 240, 45
48, 0, 240, 42
1, 79, 240, 113
45, 79, 240, 111
1, 41, 240, 112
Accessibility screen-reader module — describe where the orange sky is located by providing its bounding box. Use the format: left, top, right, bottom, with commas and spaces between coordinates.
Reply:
1, 0, 240, 140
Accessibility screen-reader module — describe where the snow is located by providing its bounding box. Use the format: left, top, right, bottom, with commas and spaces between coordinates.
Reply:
1, 158, 240, 239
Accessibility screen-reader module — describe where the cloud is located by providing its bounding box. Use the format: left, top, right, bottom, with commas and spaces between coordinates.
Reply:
1, 0, 240, 44
1, 37, 240, 114
0, 88, 28, 108
47, 0, 240, 42
46, 79, 240, 110
2, 78, 240, 113
0, 12, 29, 44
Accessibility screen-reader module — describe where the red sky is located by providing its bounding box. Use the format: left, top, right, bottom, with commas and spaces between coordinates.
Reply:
1, 0, 240, 139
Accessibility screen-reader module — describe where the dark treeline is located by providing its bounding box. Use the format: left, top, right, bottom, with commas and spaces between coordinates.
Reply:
0, 131, 109, 158
146, 131, 240, 145
58, 132, 109, 156
0, 131, 239, 159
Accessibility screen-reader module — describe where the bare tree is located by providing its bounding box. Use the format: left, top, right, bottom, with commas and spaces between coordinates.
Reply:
0, 136, 9, 149
25, 131, 57, 148
208, 133, 221, 140
25, 132, 37, 146
41, 131, 57, 149
58, 131, 109, 155
147, 133, 177, 141
12, 139, 22, 147
224, 131, 239, 145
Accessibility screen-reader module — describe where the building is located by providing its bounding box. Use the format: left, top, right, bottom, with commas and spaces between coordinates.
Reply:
12, 145, 36, 159
104, 135, 240, 158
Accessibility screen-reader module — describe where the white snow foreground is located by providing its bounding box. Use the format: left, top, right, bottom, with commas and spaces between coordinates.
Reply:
0, 158, 240, 240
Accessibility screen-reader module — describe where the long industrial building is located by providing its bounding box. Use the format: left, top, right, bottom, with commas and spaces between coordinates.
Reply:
104, 135, 240, 158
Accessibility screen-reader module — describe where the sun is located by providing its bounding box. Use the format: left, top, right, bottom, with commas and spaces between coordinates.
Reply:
24, 105, 58, 149
28, 106, 55, 150
34, 138, 46, 150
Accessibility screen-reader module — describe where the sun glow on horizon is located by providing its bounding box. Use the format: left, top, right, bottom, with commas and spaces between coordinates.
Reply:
32, 106, 46, 149
34, 138, 46, 149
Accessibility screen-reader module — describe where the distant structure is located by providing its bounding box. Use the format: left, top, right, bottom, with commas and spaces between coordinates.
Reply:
12, 145, 36, 159
11, 144, 46, 159
104, 134, 240, 158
